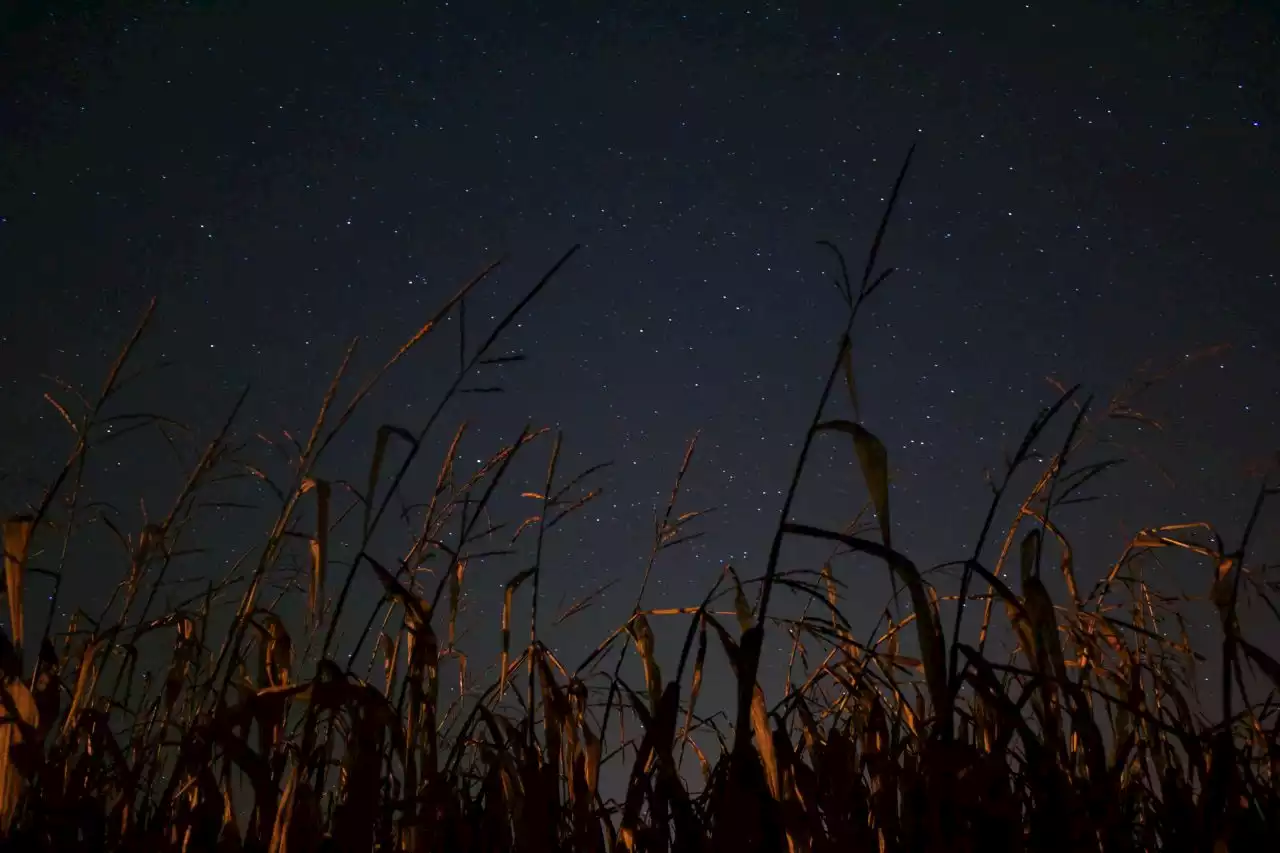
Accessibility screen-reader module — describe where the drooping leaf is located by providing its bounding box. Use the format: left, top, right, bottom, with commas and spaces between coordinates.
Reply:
815, 420, 891, 549
448, 559, 466, 647
626, 613, 663, 714
499, 567, 535, 698
750, 684, 779, 799
364, 424, 416, 536
1238, 636, 1280, 690
1020, 528, 1042, 586
2, 517, 34, 669
300, 478, 330, 631
0, 679, 38, 833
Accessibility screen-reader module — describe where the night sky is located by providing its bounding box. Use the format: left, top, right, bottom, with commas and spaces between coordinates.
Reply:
2, 2, 1277, 705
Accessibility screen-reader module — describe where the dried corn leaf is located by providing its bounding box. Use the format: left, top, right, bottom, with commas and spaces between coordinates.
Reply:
2, 517, 34, 669
815, 420, 892, 549
0, 679, 37, 833
627, 613, 662, 714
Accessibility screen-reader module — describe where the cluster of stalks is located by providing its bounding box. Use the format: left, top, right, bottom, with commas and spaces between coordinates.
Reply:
1, 149, 1277, 852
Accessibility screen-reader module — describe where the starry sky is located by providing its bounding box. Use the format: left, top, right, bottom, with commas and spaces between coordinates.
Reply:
1, 2, 1277, 704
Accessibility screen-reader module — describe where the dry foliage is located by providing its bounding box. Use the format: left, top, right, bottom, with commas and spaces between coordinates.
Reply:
1, 157, 1277, 853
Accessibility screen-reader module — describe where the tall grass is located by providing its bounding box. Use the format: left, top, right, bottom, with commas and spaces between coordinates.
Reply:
1, 153, 1277, 852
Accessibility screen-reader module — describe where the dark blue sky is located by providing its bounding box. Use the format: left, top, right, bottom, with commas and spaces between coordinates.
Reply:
1, 2, 1276, 705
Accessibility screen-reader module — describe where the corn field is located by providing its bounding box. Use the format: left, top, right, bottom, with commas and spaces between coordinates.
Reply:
1, 150, 1277, 852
